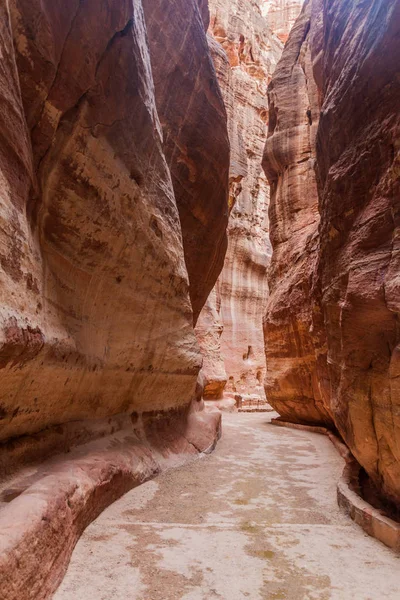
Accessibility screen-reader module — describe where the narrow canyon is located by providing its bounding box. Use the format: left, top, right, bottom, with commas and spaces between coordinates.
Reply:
0, 0, 399, 598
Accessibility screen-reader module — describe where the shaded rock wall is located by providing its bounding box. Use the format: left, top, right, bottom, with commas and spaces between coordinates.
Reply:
316, 0, 400, 508
263, 0, 400, 506
196, 0, 302, 401
143, 0, 230, 321
263, 0, 333, 426
0, 0, 229, 447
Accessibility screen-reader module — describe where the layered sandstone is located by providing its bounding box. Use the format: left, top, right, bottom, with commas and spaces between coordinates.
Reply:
195, 285, 228, 399
263, 0, 333, 426
0, 0, 228, 445
196, 0, 302, 401
316, 0, 400, 508
0, 2, 228, 594
143, 0, 229, 321
262, 0, 305, 44
263, 0, 400, 506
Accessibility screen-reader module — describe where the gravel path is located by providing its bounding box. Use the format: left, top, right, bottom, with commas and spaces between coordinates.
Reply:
55, 413, 400, 599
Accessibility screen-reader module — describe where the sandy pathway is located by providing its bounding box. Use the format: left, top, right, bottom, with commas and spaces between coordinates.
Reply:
55, 413, 400, 599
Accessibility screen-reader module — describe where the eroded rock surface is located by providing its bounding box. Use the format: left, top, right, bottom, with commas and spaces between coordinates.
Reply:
263, 0, 333, 426
316, 0, 400, 508
195, 286, 228, 399
196, 0, 302, 401
143, 0, 230, 321
0, 0, 228, 596
263, 0, 400, 506
262, 0, 305, 44
0, 0, 228, 444
0, 403, 221, 600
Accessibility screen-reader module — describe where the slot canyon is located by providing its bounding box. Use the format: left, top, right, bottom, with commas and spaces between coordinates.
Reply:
0, 0, 399, 598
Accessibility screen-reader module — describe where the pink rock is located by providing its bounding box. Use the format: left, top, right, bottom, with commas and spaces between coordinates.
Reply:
263, 0, 400, 506
0, 0, 229, 443
196, 0, 302, 401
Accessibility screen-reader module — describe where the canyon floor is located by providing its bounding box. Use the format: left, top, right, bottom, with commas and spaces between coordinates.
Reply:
55, 413, 400, 600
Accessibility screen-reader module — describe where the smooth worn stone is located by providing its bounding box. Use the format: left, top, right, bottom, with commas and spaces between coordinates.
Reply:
263, 0, 400, 506
0, 0, 229, 443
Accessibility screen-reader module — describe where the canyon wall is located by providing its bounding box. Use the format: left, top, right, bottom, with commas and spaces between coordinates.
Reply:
263, 0, 333, 426
263, 0, 400, 506
0, 1, 228, 596
0, 0, 228, 447
196, 0, 302, 402
144, 0, 229, 321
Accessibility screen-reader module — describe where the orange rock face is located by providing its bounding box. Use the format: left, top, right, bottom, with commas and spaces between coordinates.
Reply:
263, 0, 400, 506
196, 0, 302, 401
143, 0, 230, 321
0, 3, 227, 594
195, 286, 228, 399
0, 0, 229, 445
263, 0, 333, 426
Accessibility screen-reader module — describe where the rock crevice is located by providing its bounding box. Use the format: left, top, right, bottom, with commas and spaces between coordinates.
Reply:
196, 0, 303, 405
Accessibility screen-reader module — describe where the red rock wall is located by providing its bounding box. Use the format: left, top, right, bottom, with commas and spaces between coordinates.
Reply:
0, 0, 229, 446
263, 0, 400, 506
315, 0, 400, 507
263, 0, 333, 426
196, 0, 302, 403
143, 0, 230, 321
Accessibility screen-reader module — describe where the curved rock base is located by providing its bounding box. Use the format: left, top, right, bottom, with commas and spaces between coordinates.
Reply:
0, 406, 221, 600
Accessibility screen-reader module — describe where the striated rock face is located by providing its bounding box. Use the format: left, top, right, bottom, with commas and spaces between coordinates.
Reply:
263, 0, 333, 426
0, 0, 228, 448
316, 0, 400, 508
194, 285, 227, 399
262, 0, 305, 44
0, 1, 227, 596
143, 0, 229, 321
196, 0, 302, 401
264, 0, 400, 506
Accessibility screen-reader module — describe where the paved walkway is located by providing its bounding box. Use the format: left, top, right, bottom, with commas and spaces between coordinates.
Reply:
55, 413, 400, 599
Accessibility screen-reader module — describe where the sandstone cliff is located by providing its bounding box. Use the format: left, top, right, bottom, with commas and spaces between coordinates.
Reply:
263, 0, 333, 426
0, 0, 228, 445
263, 0, 400, 506
196, 0, 302, 402
143, 0, 229, 321
0, 2, 228, 595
